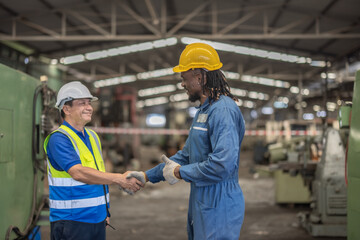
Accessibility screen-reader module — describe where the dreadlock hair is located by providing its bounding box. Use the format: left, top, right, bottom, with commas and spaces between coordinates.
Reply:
194, 68, 238, 104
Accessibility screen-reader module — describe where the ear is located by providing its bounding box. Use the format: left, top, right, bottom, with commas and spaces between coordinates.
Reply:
62, 105, 71, 116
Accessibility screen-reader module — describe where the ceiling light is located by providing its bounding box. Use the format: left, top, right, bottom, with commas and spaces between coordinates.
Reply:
290, 86, 300, 94
94, 75, 136, 88
303, 113, 314, 120
137, 68, 174, 80
301, 89, 310, 95
62, 54, 85, 64
62, 37, 178, 64
262, 107, 274, 114
138, 85, 177, 97
181, 37, 312, 65
170, 93, 188, 102
313, 105, 321, 111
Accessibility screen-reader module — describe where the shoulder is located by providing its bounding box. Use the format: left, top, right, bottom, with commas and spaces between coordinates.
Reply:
209, 96, 240, 114
86, 128, 100, 139
47, 130, 73, 146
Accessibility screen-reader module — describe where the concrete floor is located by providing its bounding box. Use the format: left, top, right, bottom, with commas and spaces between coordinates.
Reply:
41, 151, 347, 240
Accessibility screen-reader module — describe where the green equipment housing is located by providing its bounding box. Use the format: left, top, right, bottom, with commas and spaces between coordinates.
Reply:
347, 70, 360, 240
0, 63, 55, 239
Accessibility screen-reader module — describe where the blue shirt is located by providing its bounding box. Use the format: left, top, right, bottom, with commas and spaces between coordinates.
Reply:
47, 121, 94, 172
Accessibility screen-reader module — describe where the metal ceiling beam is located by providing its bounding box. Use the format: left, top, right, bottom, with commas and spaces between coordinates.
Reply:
269, 0, 291, 29
17, 18, 60, 37
167, 0, 211, 35
245, 64, 270, 75
161, 0, 167, 35
211, 0, 217, 34
1, 33, 360, 41
93, 63, 119, 75
271, 16, 311, 34
128, 63, 146, 73
218, 11, 257, 35
145, 0, 159, 25
65, 10, 110, 36
119, 2, 161, 36
290, 0, 340, 48
111, 1, 116, 35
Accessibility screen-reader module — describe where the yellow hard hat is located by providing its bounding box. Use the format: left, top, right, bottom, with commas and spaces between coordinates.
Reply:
173, 43, 223, 73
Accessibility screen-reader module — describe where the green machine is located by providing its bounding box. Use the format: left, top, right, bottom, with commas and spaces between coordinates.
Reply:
0, 63, 56, 239
347, 70, 360, 239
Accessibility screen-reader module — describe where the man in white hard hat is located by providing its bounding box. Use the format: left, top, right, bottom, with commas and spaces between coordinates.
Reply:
44, 81, 144, 240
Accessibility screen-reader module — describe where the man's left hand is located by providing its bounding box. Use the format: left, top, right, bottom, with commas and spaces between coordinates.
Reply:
162, 155, 181, 185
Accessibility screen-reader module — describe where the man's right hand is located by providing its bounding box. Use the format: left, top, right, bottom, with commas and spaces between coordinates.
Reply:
114, 172, 144, 193
119, 171, 147, 195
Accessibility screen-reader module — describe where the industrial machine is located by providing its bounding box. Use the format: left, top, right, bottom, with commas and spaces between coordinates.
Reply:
0, 63, 56, 239
298, 127, 347, 237
346, 70, 360, 240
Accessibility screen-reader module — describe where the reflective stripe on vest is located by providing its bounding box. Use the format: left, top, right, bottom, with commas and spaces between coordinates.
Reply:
47, 160, 86, 187
50, 193, 110, 209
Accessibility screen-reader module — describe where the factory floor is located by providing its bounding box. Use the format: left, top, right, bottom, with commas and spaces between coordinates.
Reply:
41, 151, 346, 240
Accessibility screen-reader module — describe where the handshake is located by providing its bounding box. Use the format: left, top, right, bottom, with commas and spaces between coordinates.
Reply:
119, 155, 182, 195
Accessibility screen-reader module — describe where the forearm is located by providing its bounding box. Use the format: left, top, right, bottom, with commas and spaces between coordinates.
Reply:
68, 164, 124, 185
145, 163, 165, 183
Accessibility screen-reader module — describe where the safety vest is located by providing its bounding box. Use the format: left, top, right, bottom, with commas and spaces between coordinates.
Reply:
44, 125, 109, 223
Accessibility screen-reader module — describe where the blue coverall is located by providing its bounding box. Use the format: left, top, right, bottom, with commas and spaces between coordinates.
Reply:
146, 95, 245, 240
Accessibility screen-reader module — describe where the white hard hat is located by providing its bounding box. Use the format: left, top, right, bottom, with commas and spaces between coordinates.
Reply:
55, 81, 98, 109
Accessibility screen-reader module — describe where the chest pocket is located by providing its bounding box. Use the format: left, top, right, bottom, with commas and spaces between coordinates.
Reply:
191, 124, 211, 155
81, 152, 97, 169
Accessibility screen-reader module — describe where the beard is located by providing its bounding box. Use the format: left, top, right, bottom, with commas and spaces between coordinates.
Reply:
188, 92, 201, 102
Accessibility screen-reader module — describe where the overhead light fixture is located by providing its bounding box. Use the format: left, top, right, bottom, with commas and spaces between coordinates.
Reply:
321, 72, 336, 79
61, 54, 85, 64
137, 96, 169, 108
241, 74, 290, 88
303, 113, 314, 120
313, 105, 321, 111
262, 107, 274, 115
137, 68, 174, 80
181, 37, 316, 66
326, 102, 337, 112
61, 37, 178, 65
50, 59, 58, 65
230, 87, 269, 100
173, 101, 190, 110
94, 67, 175, 88
290, 86, 300, 94
138, 85, 177, 97
316, 111, 326, 117
170, 93, 188, 102
146, 114, 166, 127
223, 71, 290, 88
301, 89, 310, 96
94, 75, 136, 88
244, 100, 256, 108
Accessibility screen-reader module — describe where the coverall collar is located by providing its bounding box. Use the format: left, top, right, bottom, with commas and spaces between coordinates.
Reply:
196, 97, 210, 111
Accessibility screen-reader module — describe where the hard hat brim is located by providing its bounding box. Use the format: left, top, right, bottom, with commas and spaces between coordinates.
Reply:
173, 65, 183, 73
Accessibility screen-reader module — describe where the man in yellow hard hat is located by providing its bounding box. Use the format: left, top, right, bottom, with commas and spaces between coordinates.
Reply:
129, 43, 246, 239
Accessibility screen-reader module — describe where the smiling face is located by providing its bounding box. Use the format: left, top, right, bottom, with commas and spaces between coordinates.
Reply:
63, 98, 93, 128
180, 69, 204, 103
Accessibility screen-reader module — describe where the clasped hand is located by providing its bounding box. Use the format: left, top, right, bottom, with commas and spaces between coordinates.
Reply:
119, 171, 146, 195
